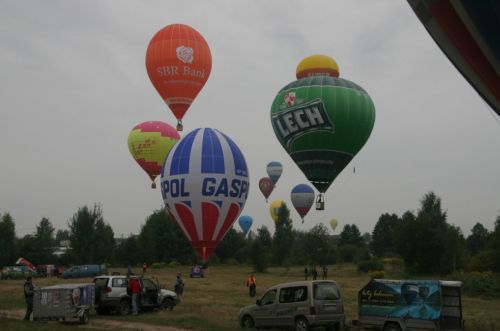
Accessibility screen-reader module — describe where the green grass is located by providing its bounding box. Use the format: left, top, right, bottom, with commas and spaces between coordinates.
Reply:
1, 264, 500, 330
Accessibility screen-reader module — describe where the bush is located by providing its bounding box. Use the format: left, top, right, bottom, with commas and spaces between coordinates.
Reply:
167, 261, 180, 268
369, 270, 385, 279
451, 271, 500, 298
357, 260, 384, 273
151, 262, 164, 269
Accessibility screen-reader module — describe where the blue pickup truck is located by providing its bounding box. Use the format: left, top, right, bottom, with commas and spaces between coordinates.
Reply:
62, 264, 107, 279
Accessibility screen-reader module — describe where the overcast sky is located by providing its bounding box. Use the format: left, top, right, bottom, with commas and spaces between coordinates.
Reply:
1, 1, 499, 239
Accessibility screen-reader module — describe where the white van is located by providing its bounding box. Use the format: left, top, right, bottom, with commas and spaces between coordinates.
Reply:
239, 280, 345, 331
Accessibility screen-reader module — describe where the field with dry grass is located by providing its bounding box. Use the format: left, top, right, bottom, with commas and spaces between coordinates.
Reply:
0, 264, 499, 330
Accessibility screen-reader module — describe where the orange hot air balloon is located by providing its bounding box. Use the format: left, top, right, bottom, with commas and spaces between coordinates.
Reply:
146, 24, 212, 131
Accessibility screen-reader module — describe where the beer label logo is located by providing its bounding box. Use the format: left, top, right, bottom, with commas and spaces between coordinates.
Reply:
176, 46, 194, 64
272, 98, 334, 148
284, 92, 296, 106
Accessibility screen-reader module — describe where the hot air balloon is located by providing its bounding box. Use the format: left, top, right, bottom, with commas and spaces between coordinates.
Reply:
146, 24, 212, 131
329, 218, 338, 232
269, 199, 286, 223
266, 161, 283, 185
128, 121, 180, 188
160, 128, 249, 262
290, 184, 315, 223
270, 55, 375, 210
238, 215, 253, 237
258, 177, 274, 202
408, 0, 500, 116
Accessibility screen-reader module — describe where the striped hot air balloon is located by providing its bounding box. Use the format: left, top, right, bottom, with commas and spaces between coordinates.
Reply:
290, 184, 315, 223
160, 128, 249, 262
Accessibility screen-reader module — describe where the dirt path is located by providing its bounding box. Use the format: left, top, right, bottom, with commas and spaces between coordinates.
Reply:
0, 309, 195, 331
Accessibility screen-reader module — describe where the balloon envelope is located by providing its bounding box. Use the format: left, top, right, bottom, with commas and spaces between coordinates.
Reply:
266, 162, 283, 185
330, 219, 338, 232
161, 128, 249, 262
408, 0, 500, 116
146, 24, 212, 128
290, 184, 315, 220
128, 121, 180, 188
238, 215, 253, 236
258, 177, 274, 201
270, 58, 375, 194
269, 199, 286, 223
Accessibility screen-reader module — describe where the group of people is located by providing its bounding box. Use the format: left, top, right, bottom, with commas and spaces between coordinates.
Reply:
304, 265, 328, 280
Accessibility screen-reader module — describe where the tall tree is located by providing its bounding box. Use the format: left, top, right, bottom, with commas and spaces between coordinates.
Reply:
55, 229, 70, 243
339, 224, 363, 246
215, 228, 246, 263
30, 218, 56, 263
249, 225, 272, 272
466, 222, 490, 256
0, 213, 17, 265
303, 223, 332, 266
371, 213, 401, 257
68, 204, 115, 264
272, 202, 294, 265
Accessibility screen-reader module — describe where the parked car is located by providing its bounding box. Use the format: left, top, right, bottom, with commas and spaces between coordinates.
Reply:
93, 275, 177, 315
62, 264, 106, 279
354, 279, 464, 331
1, 265, 37, 279
190, 265, 204, 278
239, 280, 345, 331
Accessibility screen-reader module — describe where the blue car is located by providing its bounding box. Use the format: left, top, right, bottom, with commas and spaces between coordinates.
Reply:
62, 264, 107, 279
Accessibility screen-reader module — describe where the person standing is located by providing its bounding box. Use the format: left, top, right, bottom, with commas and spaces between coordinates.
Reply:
127, 264, 132, 277
246, 273, 257, 297
174, 273, 185, 300
312, 267, 318, 280
23, 276, 34, 321
142, 262, 147, 274
304, 267, 308, 280
322, 266, 328, 280
128, 276, 141, 315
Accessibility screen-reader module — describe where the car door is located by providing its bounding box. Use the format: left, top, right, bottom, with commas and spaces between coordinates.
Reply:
141, 278, 159, 307
313, 281, 344, 323
253, 289, 278, 327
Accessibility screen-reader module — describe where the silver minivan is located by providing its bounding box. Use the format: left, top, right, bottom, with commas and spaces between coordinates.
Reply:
239, 280, 345, 331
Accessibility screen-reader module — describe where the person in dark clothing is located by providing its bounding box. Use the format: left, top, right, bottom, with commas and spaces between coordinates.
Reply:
322, 266, 328, 280
312, 267, 318, 280
304, 267, 308, 280
23, 276, 34, 321
247, 273, 257, 297
174, 273, 185, 300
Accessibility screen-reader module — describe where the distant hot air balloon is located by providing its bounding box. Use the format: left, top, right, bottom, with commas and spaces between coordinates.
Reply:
290, 184, 315, 223
146, 24, 212, 131
269, 199, 286, 223
408, 0, 500, 116
266, 162, 283, 185
270, 55, 375, 210
160, 128, 249, 262
329, 219, 338, 232
258, 177, 274, 202
238, 215, 253, 237
128, 121, 180, 188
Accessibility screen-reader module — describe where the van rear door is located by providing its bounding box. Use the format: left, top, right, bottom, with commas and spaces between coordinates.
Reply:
313, 282, 343, 323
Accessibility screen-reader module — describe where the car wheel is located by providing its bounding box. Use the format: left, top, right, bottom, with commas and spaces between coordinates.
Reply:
79, 310, 89, 324
241, 315, 255, 329
295, 317, 309, 331
383, 323, 402, 331
161, 298, 175, 311
117, 299, 131, 316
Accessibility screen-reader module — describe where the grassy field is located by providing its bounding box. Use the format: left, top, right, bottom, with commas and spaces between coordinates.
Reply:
0, 264, 499, 330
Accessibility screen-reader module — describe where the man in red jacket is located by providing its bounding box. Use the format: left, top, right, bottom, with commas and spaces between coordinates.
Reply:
128, 277, 141, 315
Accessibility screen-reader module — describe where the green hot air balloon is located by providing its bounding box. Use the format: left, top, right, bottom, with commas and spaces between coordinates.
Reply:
270, 55, 375, 210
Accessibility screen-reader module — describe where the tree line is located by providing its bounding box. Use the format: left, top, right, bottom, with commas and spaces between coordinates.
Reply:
0, 192, 499, 276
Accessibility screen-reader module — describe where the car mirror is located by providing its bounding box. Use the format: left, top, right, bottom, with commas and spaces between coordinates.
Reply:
256, 299, 261, 306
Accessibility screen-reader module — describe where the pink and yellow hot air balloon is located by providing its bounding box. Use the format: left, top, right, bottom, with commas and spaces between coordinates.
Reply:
128, 121, 180, 188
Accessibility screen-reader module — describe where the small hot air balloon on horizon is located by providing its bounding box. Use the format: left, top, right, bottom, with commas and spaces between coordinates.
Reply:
290, 184, 315, 223
238, 215, 253, 237
269, 199, 286, 224
270, 54, 375, 210
329, 218, 338, 232
258, 177, 274, 202
160, 128, 249, 262
266, 162, 283, 186
146, 24, 212, 131
128, 121, 180, 188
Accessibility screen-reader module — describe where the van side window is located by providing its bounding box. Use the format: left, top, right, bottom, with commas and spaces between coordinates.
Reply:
279, 286, 308, 303
112, 278, 128, 287
261, 289, 277, 305
314, 283, 340, 300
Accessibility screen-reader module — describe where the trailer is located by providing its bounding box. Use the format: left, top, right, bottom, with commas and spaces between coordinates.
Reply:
33, 283, 95, 324
354, 279, 464, 331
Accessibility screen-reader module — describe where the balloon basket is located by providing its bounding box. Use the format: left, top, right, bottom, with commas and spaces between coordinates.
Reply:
316, 194, 325, 210
151, 182, 156, 189
176, 121, 183, 131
